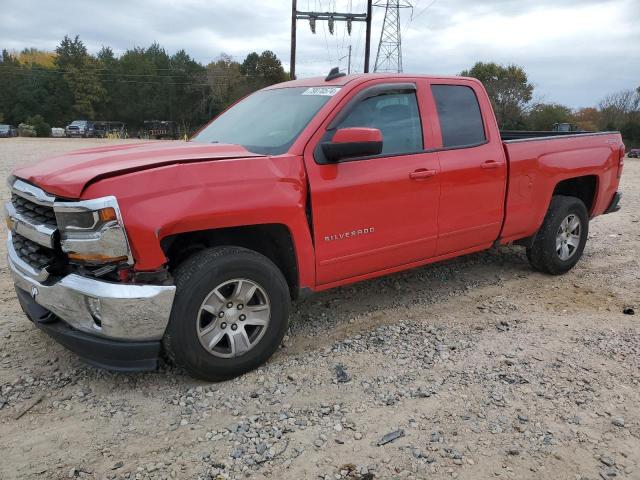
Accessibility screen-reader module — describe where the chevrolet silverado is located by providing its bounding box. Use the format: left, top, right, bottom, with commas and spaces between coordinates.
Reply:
5, 72, 625, 380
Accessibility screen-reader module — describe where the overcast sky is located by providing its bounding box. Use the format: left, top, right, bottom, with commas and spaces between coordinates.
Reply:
1, 0, 638, 108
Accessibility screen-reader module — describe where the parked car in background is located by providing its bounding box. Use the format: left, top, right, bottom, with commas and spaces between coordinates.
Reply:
552, 122, 580, 132
0, 124, 18, 138
93, 121, 127, 138
51, 127, 65, 138
142, 120, 180, 140
65, 120, 94, 138
628, 148, 640, 158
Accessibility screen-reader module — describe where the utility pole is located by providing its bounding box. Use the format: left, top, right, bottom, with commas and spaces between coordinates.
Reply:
338, 45, 353, 74
364, 0, 372, 73
290, 0, 297, 79
374, 0, 412, 73
290, 0, 373, 78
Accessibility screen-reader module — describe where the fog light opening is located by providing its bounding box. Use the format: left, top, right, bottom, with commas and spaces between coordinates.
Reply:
86, 296, 103, 329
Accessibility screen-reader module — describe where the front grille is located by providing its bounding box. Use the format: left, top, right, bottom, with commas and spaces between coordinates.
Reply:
11, 194, 57, 229
12, 232, 56, 271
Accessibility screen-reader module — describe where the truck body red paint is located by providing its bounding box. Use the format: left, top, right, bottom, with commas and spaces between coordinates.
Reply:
7, 73, 623, 377
13, 74, 623, 289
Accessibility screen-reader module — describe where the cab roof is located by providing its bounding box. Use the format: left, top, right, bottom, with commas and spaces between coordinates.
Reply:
264, 73, 473, 90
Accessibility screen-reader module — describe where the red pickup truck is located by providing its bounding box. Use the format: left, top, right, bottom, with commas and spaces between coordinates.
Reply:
5, 72, 624, 380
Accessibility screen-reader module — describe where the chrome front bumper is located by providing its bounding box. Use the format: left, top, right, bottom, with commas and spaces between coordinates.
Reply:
8, 236, 176, 342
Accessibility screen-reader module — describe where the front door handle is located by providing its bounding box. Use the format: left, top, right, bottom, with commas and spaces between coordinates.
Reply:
481, 160, 501, 169
409, 169, 437, 180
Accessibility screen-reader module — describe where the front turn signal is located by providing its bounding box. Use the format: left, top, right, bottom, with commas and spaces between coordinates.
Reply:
68, 252, 129, 264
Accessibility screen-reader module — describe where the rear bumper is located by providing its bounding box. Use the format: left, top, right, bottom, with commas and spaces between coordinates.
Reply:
15, 287, 160, 371
604, 192, 622, 214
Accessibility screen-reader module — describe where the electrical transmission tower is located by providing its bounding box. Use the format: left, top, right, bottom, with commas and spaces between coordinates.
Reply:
374, 0, 413, 73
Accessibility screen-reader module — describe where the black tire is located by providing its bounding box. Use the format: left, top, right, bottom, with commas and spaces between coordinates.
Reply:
163, 246, 290, 381
526, 195, 589, 275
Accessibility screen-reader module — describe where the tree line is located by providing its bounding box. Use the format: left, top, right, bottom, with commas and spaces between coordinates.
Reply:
0, 37, 638, 147
0, 35, 288, 135
462, 62, 640, 146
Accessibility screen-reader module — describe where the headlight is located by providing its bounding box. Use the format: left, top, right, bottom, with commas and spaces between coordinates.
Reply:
54, 196, 131, 265
56, 207, 117, 231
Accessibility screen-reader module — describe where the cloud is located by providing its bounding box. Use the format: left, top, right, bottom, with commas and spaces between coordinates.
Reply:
0, 0, 638, 107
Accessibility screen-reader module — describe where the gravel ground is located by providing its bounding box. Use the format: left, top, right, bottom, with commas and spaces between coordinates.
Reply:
0, 138, 638, 480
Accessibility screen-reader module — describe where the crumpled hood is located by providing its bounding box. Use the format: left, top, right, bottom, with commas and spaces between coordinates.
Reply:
12, 141, 265, 199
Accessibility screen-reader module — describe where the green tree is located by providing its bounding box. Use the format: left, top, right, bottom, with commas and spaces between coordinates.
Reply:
55, 35, 88, 69
526, 103, 573, 131
55, 35, 106, 119
240, 52, 259, 77
108, 43, 172, 130
0, 38, 291, 135
620, 121, 640, 147
0, 48, 70, 127
460, 62, 533, 129
169, 49, 209, 132
207, 54, 248, 115
573, 107, 600, 131
26, 114, 51, 137
256, 50, 288, 85
241, 50, 287, 90
0, 50, 21, 124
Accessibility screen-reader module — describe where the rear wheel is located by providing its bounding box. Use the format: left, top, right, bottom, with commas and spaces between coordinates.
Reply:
163, 246, 290, 381
526, 195, 588, 275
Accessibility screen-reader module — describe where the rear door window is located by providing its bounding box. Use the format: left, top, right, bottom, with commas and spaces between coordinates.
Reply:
431, 85, 486, 148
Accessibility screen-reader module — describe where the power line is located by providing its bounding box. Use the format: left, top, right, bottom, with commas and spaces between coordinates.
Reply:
0, 68, 307, 86
411, 0, 437, 21
0, 65, 297, 80
320, 1, 334, 66
0, 65, 203, 79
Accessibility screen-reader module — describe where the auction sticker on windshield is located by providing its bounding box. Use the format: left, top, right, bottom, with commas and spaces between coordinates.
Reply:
302, 87, 341, 96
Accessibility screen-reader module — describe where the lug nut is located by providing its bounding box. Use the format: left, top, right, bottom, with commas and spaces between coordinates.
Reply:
226, 302, 233, 308
231, 324, 238, 331
220, 322, 227, 329
218, 311, 225, 318
237, 304, 244, 310
239, 314, 246, 321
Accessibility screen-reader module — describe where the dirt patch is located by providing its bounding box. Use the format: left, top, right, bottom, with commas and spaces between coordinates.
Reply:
1, 138, 639, 480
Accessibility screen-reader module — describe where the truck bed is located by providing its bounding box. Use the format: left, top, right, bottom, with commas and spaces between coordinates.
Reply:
499, 130, 623, 244
500, 130, 613, 142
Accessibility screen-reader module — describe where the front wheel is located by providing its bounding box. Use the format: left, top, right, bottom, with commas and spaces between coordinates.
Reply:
526, 195, 589, 275
163, 246, 290, 381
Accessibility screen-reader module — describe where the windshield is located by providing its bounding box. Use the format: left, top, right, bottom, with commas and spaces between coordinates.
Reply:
0, 125, 9, 132
191, 87, 338, 155
71, 120, 87, 126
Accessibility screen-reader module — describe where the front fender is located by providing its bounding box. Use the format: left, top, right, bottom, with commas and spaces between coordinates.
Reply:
82, 155, 316, 288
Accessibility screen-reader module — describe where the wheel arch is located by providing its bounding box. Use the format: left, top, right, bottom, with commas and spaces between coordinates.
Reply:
514, 175, 598, 248
160, 224, 301, 299
551, 175, 598, 215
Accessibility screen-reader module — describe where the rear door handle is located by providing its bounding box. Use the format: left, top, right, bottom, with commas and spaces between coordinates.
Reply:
409, 169, 437, 180
481, 160, 501, 169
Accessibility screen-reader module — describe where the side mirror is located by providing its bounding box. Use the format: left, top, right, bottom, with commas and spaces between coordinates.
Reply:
321, 127, 383, 162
